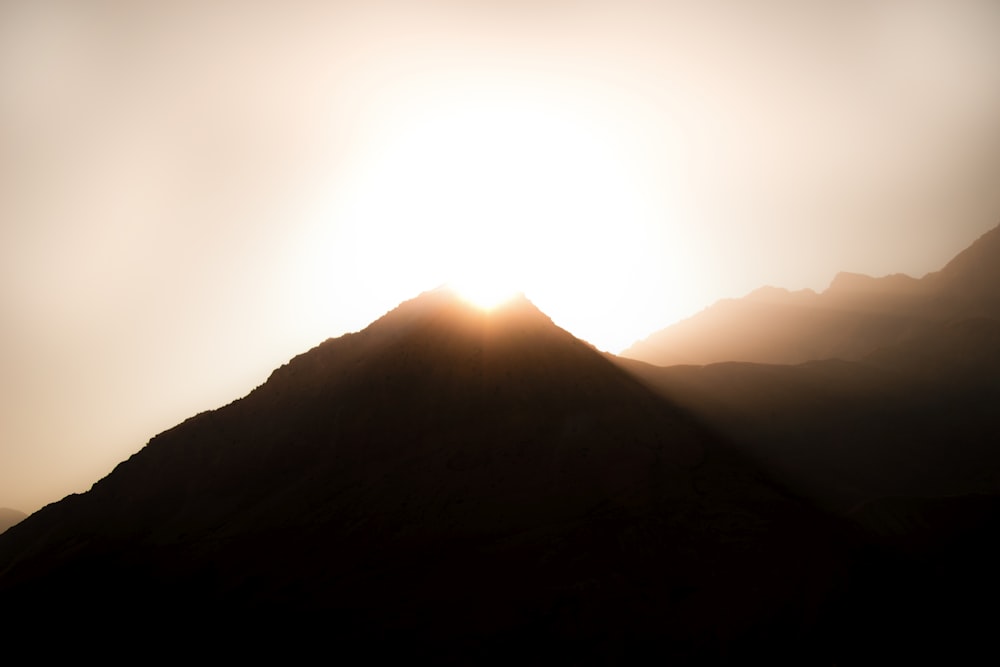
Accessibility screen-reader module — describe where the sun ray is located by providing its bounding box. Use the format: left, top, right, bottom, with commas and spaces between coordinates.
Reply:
448, 276, 519, 311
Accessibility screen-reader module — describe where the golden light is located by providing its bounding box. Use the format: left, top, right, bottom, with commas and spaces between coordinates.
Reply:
435, 250, 523, 312
293, 77, 687, 351
448, 281, 519, 311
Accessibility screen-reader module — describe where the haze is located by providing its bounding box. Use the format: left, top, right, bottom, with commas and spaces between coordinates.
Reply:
2, 0, 1000, 514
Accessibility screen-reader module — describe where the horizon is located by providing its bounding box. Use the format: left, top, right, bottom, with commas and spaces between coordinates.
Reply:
2, 1, 1000, 514
1, 227, 993, 516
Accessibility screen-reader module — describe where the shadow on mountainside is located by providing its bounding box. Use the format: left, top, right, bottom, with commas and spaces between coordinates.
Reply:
1, 289, 862, 663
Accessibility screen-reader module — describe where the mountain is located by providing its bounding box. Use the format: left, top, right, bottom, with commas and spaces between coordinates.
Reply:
924, 221, 1000, 311
616, 314, 1000, 513
616, 223, 1000, 511
0, 508, 25, 534
612, 226, 1000, 663
0, 289, 853, 662
623, 224, 1000, 366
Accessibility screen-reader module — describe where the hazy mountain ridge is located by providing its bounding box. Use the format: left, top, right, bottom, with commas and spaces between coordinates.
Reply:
624, 224, 1000, 365
611, 250, 1000, 662
615, 225, 1000, 513
926, 220, 1000, 305
0, 288, 854, 662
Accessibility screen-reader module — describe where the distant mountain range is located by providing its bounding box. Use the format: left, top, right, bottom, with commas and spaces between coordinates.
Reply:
2, 226, 998, 662
612, 224, 1000, 662
615, 224, 1000, 509
623, 224, 1000, 365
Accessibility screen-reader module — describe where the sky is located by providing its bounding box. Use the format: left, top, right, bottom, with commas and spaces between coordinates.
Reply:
2, 0, 1000, 514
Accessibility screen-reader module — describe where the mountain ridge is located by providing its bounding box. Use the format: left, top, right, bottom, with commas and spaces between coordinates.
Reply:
4, 241, 997, 660
0, 287, 852, 662
624, 224, 1000, 366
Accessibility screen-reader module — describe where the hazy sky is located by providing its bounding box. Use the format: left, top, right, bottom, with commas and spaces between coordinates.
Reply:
3, 0, 1000, 513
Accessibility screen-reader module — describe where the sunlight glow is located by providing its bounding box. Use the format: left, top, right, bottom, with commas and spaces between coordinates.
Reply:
448, 276, 520, 311
293, 77, 688, 351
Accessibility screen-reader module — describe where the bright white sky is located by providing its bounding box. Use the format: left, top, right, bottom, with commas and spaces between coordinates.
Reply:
3, 0, 1000, 513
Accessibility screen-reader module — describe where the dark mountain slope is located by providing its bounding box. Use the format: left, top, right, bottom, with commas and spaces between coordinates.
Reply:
0, 289, 852, 663
614, 313, 1000, 664
0, 508, 25, 534
617, 225, 1000, 545
624, 224, 1000, 366
616, 315, 1000, 512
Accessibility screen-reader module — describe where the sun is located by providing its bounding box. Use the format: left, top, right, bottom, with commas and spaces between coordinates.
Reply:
447, 275, 520, 311
441, 230, 525, 309
293, 75, 687, 351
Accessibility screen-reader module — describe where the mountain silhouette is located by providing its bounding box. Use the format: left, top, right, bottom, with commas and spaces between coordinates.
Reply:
611, 227, 1000, 663
616, 225, 1000, 511
0, 288, 852, 662
624, 224, 1000, 366
617, 314, 1000, 513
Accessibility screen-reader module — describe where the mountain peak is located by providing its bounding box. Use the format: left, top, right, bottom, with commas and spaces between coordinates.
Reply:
0, 284, 858, 662
374, 286, 544, 322
347, 286, 564, 351
245, 287, 591, 417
